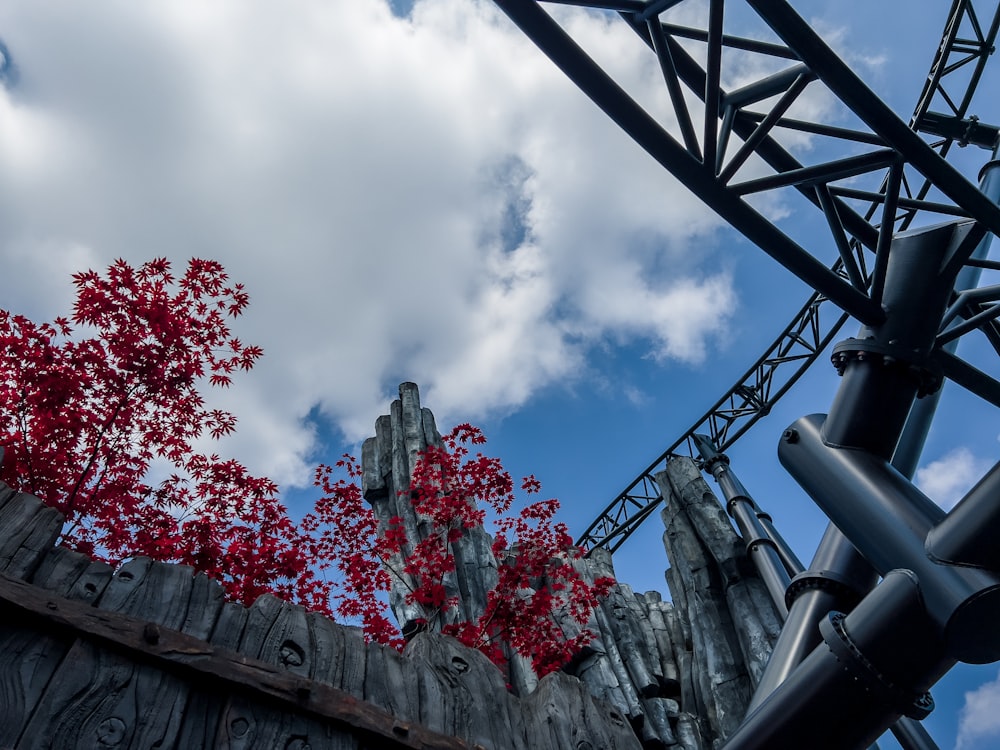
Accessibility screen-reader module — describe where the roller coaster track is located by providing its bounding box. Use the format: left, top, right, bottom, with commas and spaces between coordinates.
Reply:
488, 0, 1000, 552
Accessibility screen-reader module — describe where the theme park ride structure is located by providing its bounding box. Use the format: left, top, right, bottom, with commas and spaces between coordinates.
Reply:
488, 1, 1000, 748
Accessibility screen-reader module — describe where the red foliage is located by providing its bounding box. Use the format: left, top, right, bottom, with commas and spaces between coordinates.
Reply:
299, 455, 403, 647
0, 258, 322, 608
1, 258, 612, 680
306, 423, 615, 677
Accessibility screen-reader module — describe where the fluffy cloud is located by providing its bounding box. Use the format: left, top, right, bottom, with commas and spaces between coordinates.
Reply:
956, 669, 1000, 750
915, 447, 994, 511
0, 0, 738, 487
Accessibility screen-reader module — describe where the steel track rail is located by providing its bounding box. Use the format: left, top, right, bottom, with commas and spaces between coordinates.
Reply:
563, 0, 1000, 552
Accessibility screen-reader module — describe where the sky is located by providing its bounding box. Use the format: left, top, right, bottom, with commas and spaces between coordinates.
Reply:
1, 1, 999, 747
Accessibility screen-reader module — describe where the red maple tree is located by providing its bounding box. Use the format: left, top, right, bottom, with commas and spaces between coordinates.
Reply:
0, 257, 315, 606
0, 257, 612, 679
303, 424, 615, 676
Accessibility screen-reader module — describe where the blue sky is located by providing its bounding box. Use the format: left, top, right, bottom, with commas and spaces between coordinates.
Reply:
1, 1, 998, 747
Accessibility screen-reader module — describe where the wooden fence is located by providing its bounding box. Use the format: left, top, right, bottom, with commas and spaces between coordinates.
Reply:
0, 482, 640, 750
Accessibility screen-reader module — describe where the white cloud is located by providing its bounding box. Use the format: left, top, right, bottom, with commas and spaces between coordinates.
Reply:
0, 0, 735, 488
915, 447, 994, 511
956, 669, 1000, 750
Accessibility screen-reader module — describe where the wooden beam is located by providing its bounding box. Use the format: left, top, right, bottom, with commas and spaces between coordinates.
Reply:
0, 572, 472, 750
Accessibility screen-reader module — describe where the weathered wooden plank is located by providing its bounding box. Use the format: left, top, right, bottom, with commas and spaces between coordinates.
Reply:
405, 632, 519, 749
0, 621, 72, 747
175, 599, 250, 749
182, 572, 227, 641
0, 571, 473, 749
339, 622, 369, 696
307, 611, 349, 688
211, 600, 251, 649
223, 595, 338, 750
0, 490, 64, 579
0, 546, 115, 747
362, 638, 418, 725
0, 480, 18, 510
31, 545, 114, 602
16, 559, 202, 748
97, 557, 195, 628
240, 595, 312, 677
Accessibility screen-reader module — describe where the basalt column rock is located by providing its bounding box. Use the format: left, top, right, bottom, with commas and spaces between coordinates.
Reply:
657, 456, 783, 748
361, 383, 498, 632
360, 382, 539, 694
360, 384, 782, 749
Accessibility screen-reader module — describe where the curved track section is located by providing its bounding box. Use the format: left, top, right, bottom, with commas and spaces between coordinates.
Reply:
505, 0, 1000, 552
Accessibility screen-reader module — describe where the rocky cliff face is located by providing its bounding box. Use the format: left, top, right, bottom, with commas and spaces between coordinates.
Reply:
361, 383, 783, 749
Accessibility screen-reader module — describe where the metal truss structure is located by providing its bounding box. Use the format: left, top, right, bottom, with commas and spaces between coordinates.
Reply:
534, 0, 1000, 553
490, 0, 1000, 747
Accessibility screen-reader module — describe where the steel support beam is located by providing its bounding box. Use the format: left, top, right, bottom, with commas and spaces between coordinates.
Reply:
731, 220, 995, 747
747, 221, 973, 717
746, 0, 1000, 243
491, 0, 883, 325
779, 414, 1000, 662
694, 434, 793, 618
894, 153, 1000, 477
745, 522, 876, 714
0, 573, 470, 750
726, 570, 947, 749
926, 459, 1000, 571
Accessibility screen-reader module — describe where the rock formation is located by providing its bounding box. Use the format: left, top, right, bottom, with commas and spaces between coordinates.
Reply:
361, 383, 784, 749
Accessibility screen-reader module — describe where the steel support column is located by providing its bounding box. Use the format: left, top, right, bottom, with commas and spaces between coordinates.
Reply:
779, 415, 1000, 663
491, 0, 883, 325
694, 434, 794, 618
729, 220, 980, 747
894, 152, 1000, 477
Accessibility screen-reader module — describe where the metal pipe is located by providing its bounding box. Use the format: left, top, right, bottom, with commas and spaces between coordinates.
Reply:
756, 514, 804, 576
893, 154, 1000, 478
926, 459, 1000, 571
723, 63, 812, 109
725, 570, 951, 750
749, 220, 968, 714
693, 435, 791, 618
825, 221, 977, 454
746, 524, 875, 713
779, 413, 1000, 664
692, 436, 803, 575
891, 717, 941, 750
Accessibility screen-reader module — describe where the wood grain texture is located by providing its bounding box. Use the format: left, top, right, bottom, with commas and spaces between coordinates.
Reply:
0, 488, 63, 579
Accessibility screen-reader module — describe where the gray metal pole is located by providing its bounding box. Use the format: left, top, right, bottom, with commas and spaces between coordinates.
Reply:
728, 220, 977, 748
694, 434, 793, 618
746, 156, 999, 722
893, 152, 1000, 478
